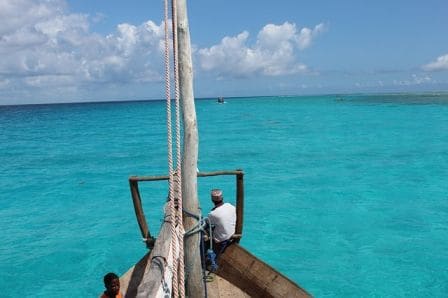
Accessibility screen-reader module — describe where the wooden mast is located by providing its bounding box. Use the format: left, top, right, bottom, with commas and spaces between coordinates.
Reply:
176, 0, 205, 297
121, 1, 310, 297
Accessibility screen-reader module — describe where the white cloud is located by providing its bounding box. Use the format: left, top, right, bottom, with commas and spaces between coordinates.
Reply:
297, 23, 326, 50
393, 74, 432, 86
0, 0, 63, 36
423, 53, 448, 71
0, 79, 10, 88
0, 0, 327, 104
0, 0, 167, 103
197, 22, 325, 78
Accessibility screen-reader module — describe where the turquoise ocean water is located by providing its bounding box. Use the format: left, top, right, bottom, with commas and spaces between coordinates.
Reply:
1, 94, 447, 297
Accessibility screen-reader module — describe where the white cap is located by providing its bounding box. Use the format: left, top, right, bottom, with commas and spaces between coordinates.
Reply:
211, 189, 223, 202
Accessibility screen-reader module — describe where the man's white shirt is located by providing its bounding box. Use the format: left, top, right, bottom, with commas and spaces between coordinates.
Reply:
208, 203, 236, 242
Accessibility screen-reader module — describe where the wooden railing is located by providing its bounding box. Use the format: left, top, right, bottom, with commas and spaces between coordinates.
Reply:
129, 169, 245, 248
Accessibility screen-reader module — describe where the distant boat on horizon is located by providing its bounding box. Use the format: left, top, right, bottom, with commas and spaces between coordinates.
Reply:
217, 96, 225, 104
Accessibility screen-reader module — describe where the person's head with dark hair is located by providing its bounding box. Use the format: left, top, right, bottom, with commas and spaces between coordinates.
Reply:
102, 272, 121, 297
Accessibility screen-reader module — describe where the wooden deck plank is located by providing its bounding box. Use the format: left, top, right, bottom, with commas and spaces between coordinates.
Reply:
206, 273, 251, 298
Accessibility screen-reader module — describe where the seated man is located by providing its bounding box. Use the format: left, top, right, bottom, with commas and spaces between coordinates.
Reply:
207, 189, 236, 254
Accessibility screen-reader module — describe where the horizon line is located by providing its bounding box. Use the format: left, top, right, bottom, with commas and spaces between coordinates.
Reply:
1, 90, 448, 108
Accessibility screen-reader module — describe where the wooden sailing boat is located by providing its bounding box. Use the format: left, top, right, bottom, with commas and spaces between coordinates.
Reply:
119, 0, 311, 297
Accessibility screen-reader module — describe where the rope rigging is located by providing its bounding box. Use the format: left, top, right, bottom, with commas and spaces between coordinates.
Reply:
164, 0, 186, 296
164, 0, 216, 296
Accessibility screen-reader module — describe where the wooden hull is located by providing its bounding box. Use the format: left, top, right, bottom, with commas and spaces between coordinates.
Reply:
216, 244, 311, 298
120, 241, 311, 297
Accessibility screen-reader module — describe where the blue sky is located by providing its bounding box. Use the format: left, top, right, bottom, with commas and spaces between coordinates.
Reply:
1, 0, 447, 105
